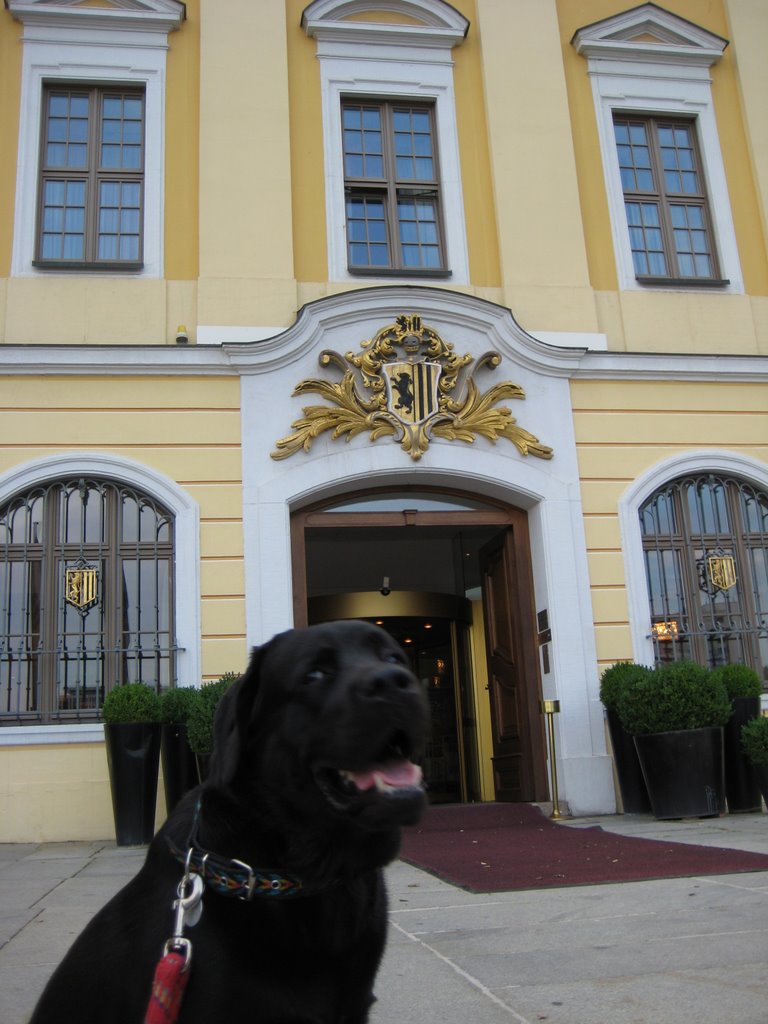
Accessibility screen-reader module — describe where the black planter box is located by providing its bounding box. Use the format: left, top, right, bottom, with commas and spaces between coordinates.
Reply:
634, 726, 725, 820
160, 722, 199, 814
104, 722, 161, 846
723, 696, 762, 813
195, 752, 212, 783
606, 707, 651, 813
755, 765, 768, 809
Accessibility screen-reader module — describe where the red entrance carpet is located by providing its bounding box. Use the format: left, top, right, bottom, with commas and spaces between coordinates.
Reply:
400, 802, 768, 893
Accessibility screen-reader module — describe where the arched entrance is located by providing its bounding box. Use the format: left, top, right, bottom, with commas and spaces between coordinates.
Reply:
291, 488, 549, 804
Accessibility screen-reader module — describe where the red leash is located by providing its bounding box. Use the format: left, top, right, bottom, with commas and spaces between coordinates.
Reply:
144, 866, 203, 1024
145, 950, 190, 1024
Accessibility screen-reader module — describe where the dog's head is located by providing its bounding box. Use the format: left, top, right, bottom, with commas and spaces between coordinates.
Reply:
206, 620, 428, 835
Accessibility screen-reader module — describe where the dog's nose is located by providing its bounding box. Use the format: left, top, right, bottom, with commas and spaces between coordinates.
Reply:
359, 665, 416, 699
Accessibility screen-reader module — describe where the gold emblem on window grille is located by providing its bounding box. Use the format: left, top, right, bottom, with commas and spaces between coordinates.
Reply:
271, 314, 553, 462
707, 554, 737, 592
65, 563, 99, 612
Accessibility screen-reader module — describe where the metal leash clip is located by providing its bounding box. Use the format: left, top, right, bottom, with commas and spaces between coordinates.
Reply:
162, 853, 205, 972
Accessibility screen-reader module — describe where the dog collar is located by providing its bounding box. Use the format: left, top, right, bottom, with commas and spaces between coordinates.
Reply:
166, 802, 306, 900
167, 840, 305, 899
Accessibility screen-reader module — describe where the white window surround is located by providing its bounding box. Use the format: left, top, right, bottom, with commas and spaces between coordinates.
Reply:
8, 0, 184, 279
0, 451, 201, 745
618, 450, 768, 670
302, 0, 470, 285
572, 4, 743, 294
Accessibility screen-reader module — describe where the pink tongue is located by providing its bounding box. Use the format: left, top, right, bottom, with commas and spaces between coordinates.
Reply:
349, 760, 422, 792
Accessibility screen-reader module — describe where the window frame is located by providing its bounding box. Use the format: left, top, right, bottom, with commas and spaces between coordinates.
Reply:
304, 0, 470, 285
640, 474, 768, 680
0, 452, 201, 735
9, 0, 183, 279
612, 113, 723, 285
342, 98, 448, 275
572, 6, 743, 294
619, 451, 768, 678
34, 83, 147, 271
1, 478, 177, 723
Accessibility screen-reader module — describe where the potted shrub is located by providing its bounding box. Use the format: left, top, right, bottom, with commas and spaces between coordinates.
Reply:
101, 683, 162, 846
159, 686, 200, 814
599, 661, 652, 813
186, 672, 239, 782
711, 664, 763, 813
615, 661, 732, 820
741, 715, 768, 809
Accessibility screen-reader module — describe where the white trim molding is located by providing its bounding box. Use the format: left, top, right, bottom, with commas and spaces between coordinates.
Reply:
7, 0, 185, 34
8, 0, 184, 279
572, 3, 742, 294
571, 3, 728, 66
618, 449, 768, 667
302, 0, 468, 47
0, 723, 104, 747
302, 0, 470, 285
0, 452, 201, 721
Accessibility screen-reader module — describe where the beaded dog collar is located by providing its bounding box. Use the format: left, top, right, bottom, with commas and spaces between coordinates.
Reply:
166, 802, 307, 900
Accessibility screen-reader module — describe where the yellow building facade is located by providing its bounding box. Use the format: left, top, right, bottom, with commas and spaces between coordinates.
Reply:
0, 0, 766, 841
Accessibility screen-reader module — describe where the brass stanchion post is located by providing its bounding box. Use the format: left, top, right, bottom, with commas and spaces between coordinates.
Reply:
541, 699, 568, 820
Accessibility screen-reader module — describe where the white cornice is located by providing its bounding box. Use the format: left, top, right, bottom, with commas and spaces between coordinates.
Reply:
224, 286, 585, 378
1, 291, 766, 382
573, 351, 767, 382
1, 339, 766, 383
0, 345, 232, 376
572, 2, 727, 67
302, 0, 468, 49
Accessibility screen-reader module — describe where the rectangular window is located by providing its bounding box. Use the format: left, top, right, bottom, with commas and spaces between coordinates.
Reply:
35, 85, 145, 269
613, 115, 722, 284
342, 100, 446, 275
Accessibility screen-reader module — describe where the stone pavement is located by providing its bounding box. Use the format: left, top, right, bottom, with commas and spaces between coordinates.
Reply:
1, 811, 767, 1024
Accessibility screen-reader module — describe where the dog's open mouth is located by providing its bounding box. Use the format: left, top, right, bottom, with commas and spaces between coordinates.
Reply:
314, 730, 424, 814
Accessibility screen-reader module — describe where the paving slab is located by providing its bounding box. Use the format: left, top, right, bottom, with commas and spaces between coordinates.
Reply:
1, 812, 767, 1024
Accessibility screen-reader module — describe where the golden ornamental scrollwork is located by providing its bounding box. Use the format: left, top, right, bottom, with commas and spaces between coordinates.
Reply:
271, 314, 553, 463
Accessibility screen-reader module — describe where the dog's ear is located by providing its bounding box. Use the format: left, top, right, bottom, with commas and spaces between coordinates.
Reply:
205, 634, 284, 789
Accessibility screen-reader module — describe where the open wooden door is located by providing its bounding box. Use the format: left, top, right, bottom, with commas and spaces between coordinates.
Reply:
480, 522, 548, 802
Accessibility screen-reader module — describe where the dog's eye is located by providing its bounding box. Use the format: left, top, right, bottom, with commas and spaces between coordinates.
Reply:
305, 668, 330, 685
384, 653, 404, 665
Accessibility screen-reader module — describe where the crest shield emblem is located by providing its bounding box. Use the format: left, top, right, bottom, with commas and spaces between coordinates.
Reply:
707, 555, 737, 591
65, 563, 99, 612
272, 313, 554, 462
383, 361, 441, 425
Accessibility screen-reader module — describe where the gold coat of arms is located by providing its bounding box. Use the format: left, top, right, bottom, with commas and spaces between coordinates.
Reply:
65, 561, 99, 613
706, 553, 737, 592
271, 315, 553, 462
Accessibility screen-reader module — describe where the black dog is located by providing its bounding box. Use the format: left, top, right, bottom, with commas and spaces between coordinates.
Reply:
31, 620, 428, 1023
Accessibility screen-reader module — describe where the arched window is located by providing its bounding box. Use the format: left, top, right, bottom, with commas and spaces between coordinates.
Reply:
1, 478, 176, 722
640, 473, 768, 684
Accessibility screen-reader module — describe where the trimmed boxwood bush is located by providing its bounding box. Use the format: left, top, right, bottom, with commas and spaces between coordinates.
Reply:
710, 663, 762, 699
615, 661, 732, 736
599, 661, 652, 711
102, 682, 161, 724
159, 685, 200, 725
186, 673, 239, 754
741, 716, 768, 767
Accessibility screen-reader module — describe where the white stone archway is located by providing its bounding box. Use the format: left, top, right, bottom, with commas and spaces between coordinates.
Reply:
234, 287, 615, 814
